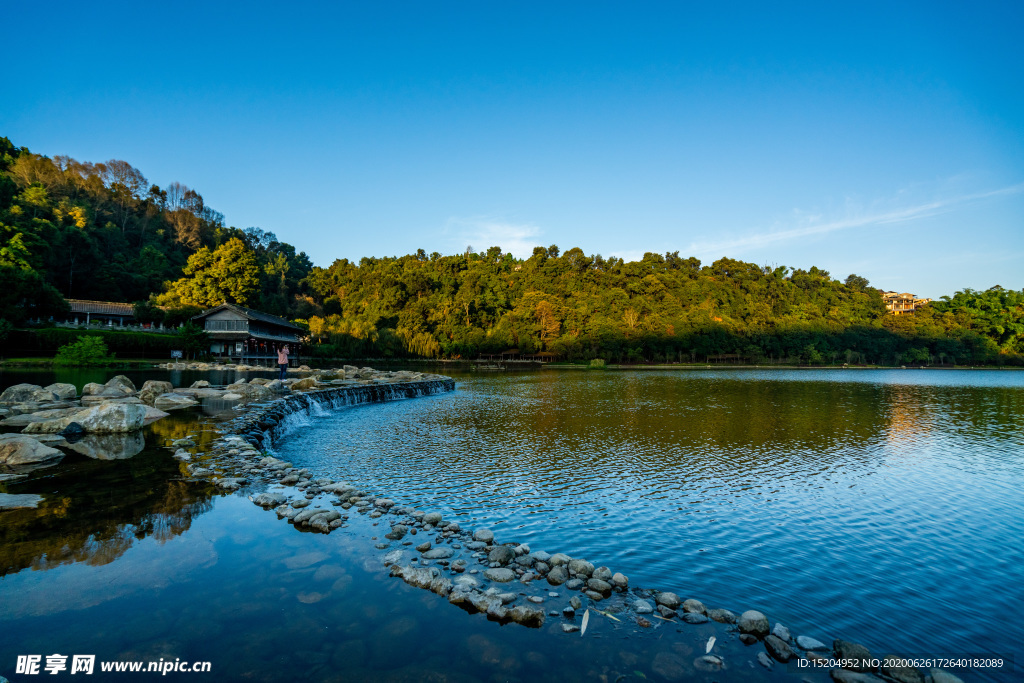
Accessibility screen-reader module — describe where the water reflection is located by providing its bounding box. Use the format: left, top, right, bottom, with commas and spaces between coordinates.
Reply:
65, 432, 146, 460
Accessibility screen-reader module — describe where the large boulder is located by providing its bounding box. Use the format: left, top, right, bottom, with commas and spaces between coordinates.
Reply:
0, 434, 65, 465
290, 377, 319, 391
43, 383, 78, 400
105, 375, 137, 395
153, 393, 200, 410
224, 383, 272, 399
24, 402, 149, 434
0, 384, 58, 404
1, 407, 83, 427
138, 380, 175, 406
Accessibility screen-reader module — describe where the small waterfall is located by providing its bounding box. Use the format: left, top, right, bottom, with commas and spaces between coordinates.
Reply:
226, 379, 455, 450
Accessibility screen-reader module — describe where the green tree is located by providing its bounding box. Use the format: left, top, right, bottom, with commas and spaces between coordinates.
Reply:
174, 321, 211, 359
54, 336, 114, 366
172, 237, 260, 307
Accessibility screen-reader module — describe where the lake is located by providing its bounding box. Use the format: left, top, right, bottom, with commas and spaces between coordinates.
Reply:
2, 367, 1021, 681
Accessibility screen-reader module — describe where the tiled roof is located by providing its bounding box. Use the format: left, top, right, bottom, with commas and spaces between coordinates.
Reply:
67, 300, 135, 316
192, 303, 302, 330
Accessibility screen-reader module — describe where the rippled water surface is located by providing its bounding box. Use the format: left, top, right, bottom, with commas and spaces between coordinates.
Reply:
277, 369, 1024, 663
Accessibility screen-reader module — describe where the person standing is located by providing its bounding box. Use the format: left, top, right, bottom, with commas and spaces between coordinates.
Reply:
277, 344, 290, 380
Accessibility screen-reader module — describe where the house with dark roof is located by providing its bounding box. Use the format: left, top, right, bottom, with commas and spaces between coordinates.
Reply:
65, 299, 137, 326
191, 303, 303, 365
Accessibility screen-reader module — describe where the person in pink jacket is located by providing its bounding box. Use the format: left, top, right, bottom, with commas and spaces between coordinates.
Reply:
277, 345, 290, 380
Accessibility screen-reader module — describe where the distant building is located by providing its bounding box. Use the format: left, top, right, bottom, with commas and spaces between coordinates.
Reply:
63, 300, 137, 326
881, 291, 931, 315
191, 303, 302, 365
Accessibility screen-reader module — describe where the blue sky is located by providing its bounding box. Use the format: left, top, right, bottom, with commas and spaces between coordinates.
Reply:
4, 1, 1022, 297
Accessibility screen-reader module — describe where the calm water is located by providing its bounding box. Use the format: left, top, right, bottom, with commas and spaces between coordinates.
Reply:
2, 367, 1022, 682
276, 369, 1024, 669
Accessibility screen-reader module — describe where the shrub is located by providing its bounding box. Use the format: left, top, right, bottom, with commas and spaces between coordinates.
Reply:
54, 337, 114, 366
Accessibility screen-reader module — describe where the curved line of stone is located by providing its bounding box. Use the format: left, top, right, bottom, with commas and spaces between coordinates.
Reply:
186, 379, 963, 683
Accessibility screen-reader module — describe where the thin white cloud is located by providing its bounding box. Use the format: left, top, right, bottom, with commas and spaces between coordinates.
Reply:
686, 182, 1024, 257
445, 217, 543, 258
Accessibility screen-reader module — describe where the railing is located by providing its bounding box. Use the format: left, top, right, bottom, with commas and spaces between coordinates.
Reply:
205, 320, 249, 331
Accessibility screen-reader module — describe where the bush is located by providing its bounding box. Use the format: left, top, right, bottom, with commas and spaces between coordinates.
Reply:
54, 337, 114, 366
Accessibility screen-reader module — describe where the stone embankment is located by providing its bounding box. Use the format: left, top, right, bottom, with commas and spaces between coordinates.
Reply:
167, 369, 967, 683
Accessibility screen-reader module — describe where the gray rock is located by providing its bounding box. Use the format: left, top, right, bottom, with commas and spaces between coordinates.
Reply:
507, 604, 544, 627
0, 493, 44, 510
587, 578, 612, 595
738, 610, 770, 638
772, 622, 792, 642
693, 655, 723, 672
488, 546, 515, 565
833, 640, 873, 672
569, 595, 582, 610
882, 655, 925, 683
657, 605, 678, 619
473, 528, 494, 543
610, 572, 628, 589
681, 612, 708, 624
105, 375, 137, 394
708, 608, 737, 623
421, 547, 454, 559
0, 384, 57, 404
190, 380, 211, 388
656, 591, 682, 609
797, 635, 830, 651
26, 402, 149, 434
385, 524, 408, 540
546, 565, 568, 585
531, 550, 551, 563
253, 492, 288, 507
153, 393, 199, 411
1, 407, 83, 427
592, 566, 612, 581
565, 578, 584, 590
0, 435, 64, 466
548, 552, 571, 566
561, 623, 579, 633
422, 511, 443, 525
483, 568, 516, 582
634, 600, 654, 614
928, 669, 965, 683
682, 598, 706, 614
567, 558, 594, 577
757, 651, 774, 669
765, 634, 794, 662
43, 383, 78, 400
382, 549, 404, 566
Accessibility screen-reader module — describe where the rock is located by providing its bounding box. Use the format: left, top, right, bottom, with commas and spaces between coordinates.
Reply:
254, 492, 288, 507
422, 511, 443, 525
565, 578, 584, 590
190, 380, 211, 388
483, 568, 516, 582
488, 546, 515, 565
758, 651, 774, 669
43, 383, 78, 400
882, 655, 925, 683
139, 380, 175, 405
0, 407, 82, 426
0, 493, 44, 510
833, 640, 873, 672
569, 595, 582, 610
682, 598, 706, 614
249, 377, 271, 386
385, 524, 408, 540
740, 634, 758, 645
634, 600, 654, 614
546, 566, 568, 585
0, 384, 57, 404
548, 553, 571, 566
681, 612, 708, 624
928, 669, 965, 683
265, 379, 287, 392
567, 558, 594, 577
708, 608, 737, 624
153, 393, 200, 410
772, 622, 791, 642
104, 375, 137, 394
587, 578, 612, 595
656, 592, 682, 609
657, 605, 678, 619
25, 402, 149, 433
0, 435, 64, 466
222, 393, 243, 400
473, 528, 494, 543
592, 566, 612, 581
797, 635, 830, 651
422, 547, 454, 559
693, 655, 724, 672
561, 624, 579, 633
765, 634, 794, 662
508, 605, 544, 627
610, 572, 628, 589
738, 610, 770, 638
291, 377, 319, 390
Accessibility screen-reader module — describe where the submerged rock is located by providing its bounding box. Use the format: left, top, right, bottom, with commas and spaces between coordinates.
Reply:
67, 432, 146, 460
0, 493, 44, 510
153, 393, 200, 410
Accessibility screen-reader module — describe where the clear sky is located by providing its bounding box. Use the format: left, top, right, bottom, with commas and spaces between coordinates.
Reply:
4, 1, 1022, 298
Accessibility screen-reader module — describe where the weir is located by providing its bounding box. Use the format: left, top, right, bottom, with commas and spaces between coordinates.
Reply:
222, 379, 456, 450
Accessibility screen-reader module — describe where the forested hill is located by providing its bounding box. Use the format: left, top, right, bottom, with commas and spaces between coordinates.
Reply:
0, 136, 313, 322
1, 135, 1021, 364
